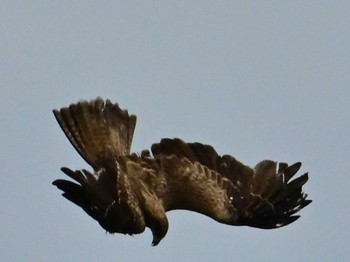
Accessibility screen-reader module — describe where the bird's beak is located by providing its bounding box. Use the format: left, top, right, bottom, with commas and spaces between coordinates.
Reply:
151, 235, 161, 246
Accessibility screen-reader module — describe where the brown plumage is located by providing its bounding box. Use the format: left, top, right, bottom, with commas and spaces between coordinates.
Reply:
52, 98, 311, 246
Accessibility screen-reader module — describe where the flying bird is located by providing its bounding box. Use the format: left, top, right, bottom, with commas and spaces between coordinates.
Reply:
52, 98, 311, 246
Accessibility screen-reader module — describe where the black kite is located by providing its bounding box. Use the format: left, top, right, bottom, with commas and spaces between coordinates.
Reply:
52, 98, 311, 245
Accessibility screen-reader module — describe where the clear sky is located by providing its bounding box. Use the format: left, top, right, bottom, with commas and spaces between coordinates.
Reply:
1, 1, 349, 261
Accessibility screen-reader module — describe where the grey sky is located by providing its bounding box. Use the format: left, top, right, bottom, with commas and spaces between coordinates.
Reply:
1, 1, 349, 261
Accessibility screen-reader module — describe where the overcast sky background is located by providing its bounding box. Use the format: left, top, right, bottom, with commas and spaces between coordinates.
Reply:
1, 1, 349, 261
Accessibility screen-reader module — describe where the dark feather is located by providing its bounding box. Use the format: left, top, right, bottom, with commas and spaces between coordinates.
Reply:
53, 97, 136, 169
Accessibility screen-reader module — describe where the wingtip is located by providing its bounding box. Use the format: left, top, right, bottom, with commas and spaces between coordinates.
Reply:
283, 215, 300, 226
61, 167, 72, 174
303, 199, 313, 207
52, 108, 61, 122
52, 178, 70, 188
287, 161, 302, 173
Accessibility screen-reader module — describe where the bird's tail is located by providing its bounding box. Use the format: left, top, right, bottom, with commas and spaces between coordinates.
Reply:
53, 98, 137, 169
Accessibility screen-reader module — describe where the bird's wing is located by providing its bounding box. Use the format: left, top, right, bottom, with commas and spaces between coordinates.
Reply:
159, 154, 238, 223
53, 161, 146, 235
218, 157, 311, 228
53, 97, 136, 170
152, 138, 311, 228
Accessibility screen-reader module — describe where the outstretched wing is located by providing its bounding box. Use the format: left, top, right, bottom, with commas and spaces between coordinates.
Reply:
53, 98, 136, 170
152, 138, 311, 228
53, 164, 146, 235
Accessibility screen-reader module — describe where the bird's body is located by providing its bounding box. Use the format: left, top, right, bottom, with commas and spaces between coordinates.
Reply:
53, 98, 311, 245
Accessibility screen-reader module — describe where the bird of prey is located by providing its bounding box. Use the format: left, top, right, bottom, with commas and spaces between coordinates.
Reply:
52, 97, 311, 246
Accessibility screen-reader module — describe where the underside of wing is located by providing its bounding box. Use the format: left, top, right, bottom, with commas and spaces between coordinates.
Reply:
159, 154, 238, 223
53, 98, 136, 170
222, 159, 311, 228
152, 138, 311, 228
53, 163, 146, 235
